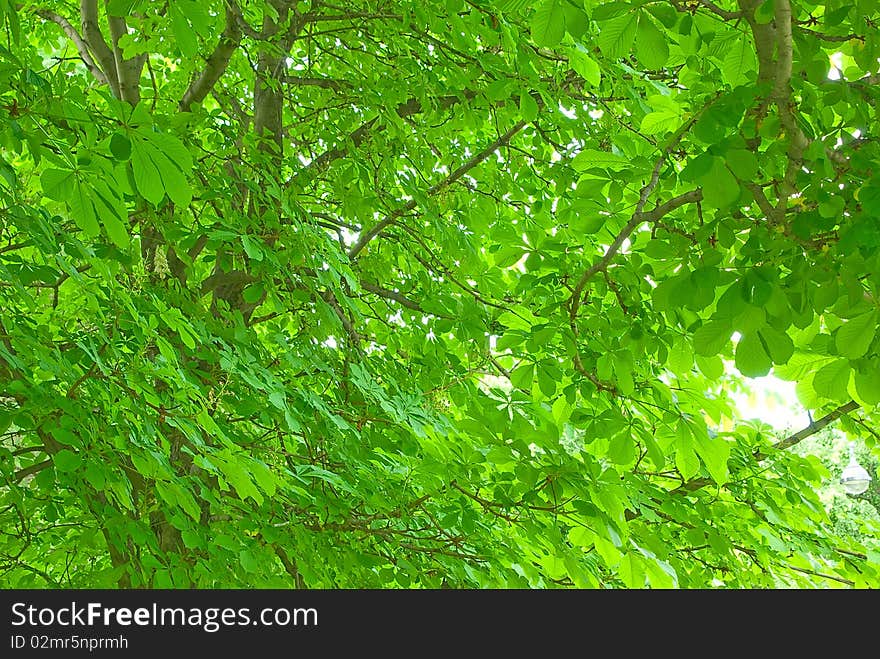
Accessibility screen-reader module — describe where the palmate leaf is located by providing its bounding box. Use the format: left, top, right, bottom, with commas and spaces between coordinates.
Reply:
130, 131, 193, 206
130, 139, 164, 205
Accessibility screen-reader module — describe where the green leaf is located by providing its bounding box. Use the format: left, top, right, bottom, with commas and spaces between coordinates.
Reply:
147, 147, 192, 207
698, 157, 740, 209
570, 209, 605, 234
248, 459, 278, 497
813, 359, 852, 401
519, 92, 539, 121
131, 140, 165, 205
536, 363, 557, 396
569, 45, 601, 87
758, 326, 794, 365
693, 320, 732, 357
148, 131, 193, 171
563, 4, 589, 39
598, 12, 638, 60
531, 0, 565, 47
755, 0, 775, 24
571, 149, 629, 171
609, 432, 635, 465
511, 363, 534, 389
695, 354, 724, 380
735, 331, 771, 377
242, 283, 264, 304
720, 36, 757, 86
640, 111, 679, 135
635, 14, 668, 70
725, 149, 758, 180
40, 168, 75, 201
156, 481, 201, 521
69, 181, 101, 238
91, 180, 130, 248
667, 337, 693, 375
170, 2, 199, 58
693, 432, 729, 485
107, 0, 145, 16
110, 133, 131, 161
854, 368, 880, 405
614, 358, 634, 395
218, 457, 263, 505
675, 444, 700, 481
53, 449, 82, 472
835, 312, 877, 359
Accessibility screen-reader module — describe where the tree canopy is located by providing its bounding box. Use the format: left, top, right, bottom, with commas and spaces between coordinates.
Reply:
1, 0, 879, 588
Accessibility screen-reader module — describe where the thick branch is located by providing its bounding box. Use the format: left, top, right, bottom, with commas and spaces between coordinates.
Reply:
739, 0, 777, 86
347, 120, 528, 260
179, 2, 242, 112
303, 92, 478, 176
105, 8, 144, 105
359, 282, 424, 312
569, 189, 703, 320
35, 9, 107, 84
12, 459, 52, 484
773, 400, 860, 452
772, 0, 809, 220
80, 0, 120, 96
772, 0, 795, 102
672, 400, 861, 494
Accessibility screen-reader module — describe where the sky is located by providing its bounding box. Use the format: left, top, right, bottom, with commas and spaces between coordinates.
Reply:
729, 372, 811, 434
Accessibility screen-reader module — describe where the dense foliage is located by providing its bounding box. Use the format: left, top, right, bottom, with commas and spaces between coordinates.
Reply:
1, 0, 879, 588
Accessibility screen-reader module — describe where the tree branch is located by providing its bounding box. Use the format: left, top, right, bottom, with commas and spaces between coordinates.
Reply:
568, 105, 709, 323
179, 1, 243, 112
772, 0, 809, 222
568, 189, 703, 321
34, 9, 107, 84
80, 0, 120, 96
347, 119, 528, 260
783, 564, 855, 586
697, 0, 742, 19
671, 400, 861, 494
285, 75, 352, 90
302, 91, 478, 176
12, 459, 52, 484
669, 0, 742, 21
359, 282, 424, 312
797, 27, 864, 43
772, 400, 860, 452
105, 7, 144, 105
